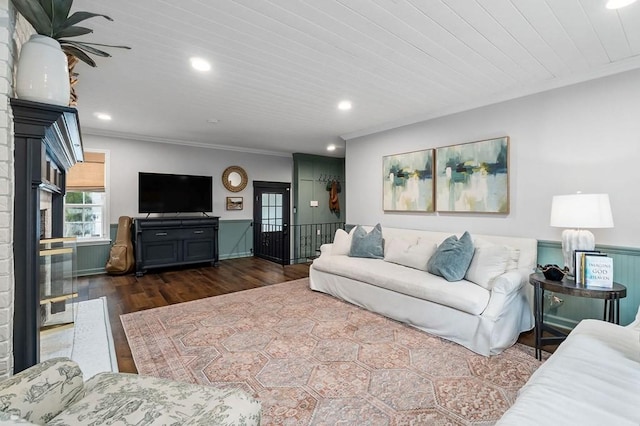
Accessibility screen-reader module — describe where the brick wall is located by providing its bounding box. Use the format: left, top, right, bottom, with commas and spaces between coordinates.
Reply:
0, 0, 32, 378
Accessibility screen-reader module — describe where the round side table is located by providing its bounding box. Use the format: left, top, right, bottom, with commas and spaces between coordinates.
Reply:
529, 272, 626, 360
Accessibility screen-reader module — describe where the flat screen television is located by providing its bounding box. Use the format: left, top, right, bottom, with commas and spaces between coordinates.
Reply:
138, 172, 212, 213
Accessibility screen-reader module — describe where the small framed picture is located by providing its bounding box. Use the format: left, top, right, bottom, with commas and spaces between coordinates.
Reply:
573, 249, 600, 283
226, 196, 243, 210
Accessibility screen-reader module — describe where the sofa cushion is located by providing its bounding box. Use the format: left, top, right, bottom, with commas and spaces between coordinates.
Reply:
474, 237, 521, 271
313, 254, 490, 315
384, 238, 436, 271
465, 244, 511, 289
332, 228, 352, 256
349, 223, 384, 259
48, 372, 261, 426
427, 231, 475, 281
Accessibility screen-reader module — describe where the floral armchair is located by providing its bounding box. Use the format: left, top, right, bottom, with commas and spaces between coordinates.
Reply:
0, 357, 261, 425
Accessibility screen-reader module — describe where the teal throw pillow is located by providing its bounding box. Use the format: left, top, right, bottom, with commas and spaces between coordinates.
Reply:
349, 224, 384, 259
427, 231, 475, 281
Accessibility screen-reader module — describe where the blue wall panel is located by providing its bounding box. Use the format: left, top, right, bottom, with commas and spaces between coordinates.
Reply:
219, 219, 253, 260
538, 241, 639, 327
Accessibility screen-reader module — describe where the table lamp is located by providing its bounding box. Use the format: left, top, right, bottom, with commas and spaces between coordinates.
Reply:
550, 193, 614, 277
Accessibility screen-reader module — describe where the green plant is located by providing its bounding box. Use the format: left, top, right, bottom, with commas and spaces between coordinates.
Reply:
10, 0, 130, 67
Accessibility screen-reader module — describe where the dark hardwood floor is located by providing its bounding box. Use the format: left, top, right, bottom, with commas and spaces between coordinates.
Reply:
77, 257, 550, 373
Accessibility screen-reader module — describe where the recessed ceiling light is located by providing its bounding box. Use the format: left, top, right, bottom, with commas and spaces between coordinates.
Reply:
94, 112, 112, 121
206, 118, 219, 124
190, 57, 211, 72
327, 144, 336, 151
606, 0, 637, 9
338, 100, 352, 111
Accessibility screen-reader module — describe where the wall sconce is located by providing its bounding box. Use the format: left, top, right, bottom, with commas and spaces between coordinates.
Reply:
550, 193, 614, 276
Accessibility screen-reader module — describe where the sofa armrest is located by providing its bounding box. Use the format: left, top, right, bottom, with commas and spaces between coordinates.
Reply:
319, 243, 333, 257
482, 270, 527, 321
491, 270, 526, 295
0, 357, 84, 425
627, 305, 640, 330
51, 372, 260, 426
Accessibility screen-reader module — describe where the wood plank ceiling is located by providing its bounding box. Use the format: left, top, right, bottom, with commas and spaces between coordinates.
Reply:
70, 0, 640, 156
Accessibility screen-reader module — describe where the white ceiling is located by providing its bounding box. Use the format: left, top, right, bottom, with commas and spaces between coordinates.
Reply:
71, 0, 640, 157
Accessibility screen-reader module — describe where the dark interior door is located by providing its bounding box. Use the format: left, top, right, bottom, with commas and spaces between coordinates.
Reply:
253, 181, 290, 265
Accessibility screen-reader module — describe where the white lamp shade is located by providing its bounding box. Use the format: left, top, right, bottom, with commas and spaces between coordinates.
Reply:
550, 193, 614, 229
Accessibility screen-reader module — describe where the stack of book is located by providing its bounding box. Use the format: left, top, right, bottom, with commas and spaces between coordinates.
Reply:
573, 250, 613, 288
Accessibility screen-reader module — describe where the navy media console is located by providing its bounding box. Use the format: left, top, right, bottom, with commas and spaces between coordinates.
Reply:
134, 216, 219, 277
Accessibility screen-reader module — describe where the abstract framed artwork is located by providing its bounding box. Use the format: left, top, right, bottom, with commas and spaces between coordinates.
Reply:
383, 149, 434, 212
435, 136, 509, 214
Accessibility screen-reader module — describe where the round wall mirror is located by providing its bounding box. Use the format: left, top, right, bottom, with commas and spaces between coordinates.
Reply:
222, 166, 248, 192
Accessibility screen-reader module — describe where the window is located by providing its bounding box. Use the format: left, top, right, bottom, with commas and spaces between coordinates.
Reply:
64, 191, 105, 238
261, 193, 283, 232
63, 151, 109, 241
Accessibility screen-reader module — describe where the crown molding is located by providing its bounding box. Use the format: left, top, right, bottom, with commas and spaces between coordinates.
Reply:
81, 128, 292, 158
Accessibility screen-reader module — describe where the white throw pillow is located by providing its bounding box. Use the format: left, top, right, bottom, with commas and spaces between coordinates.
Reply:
506, 247, 521, 270
332, 228, 353, 255
473, 237, 520, 271
465, 244, 511, 289
384, 238, 437, 271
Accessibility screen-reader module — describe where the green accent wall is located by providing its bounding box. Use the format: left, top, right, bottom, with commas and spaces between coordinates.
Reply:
537, 240, 640, 327
293, 153, 345, 225
75, 224, 117, 276
218, 219, 253, 260
292, 154, 346, 261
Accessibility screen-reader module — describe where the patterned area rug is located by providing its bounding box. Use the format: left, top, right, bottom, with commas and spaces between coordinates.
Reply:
121, 278, 542, 425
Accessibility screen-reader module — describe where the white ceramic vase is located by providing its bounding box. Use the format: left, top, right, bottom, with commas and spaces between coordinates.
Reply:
16, 34, 70, 106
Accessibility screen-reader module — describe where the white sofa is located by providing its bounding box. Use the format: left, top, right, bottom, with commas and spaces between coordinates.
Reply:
310, 226, 537, 356
497, 307, 640, 425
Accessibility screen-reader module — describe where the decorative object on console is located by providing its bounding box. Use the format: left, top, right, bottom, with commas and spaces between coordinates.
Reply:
536, 264, 568, 282
427, 231, 475, 281
435, 136, 509, 213
222, 166, 248, 192
11, 0, 130, 106
550, 192, 614, 277
349, 223, 384, 259
382, 149, 434, 212
226, 196, 243, 210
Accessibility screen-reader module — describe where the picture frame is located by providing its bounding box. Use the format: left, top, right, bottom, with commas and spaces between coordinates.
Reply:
435, 136, 509, 213
573, 249, 603, 284
226, 196, 243, 210
382, 149, 434, 212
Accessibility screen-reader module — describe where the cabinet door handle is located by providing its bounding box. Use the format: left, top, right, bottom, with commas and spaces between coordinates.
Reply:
155, 232, 168, 236
193, 230, 204, 234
